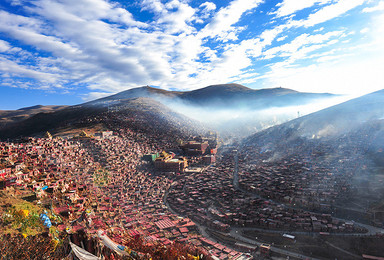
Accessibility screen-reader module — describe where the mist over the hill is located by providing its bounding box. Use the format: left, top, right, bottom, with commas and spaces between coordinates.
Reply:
158, 94, 351, 137
79, 84, 349, 138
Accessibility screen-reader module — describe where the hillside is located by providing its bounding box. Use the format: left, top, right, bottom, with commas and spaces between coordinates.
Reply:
0, 97, 205, 140
90, 85, 181, 104
85, 84, 340, 138
245, 89, 384, 150
0, 84, 339, 139
0, 105, 67, 128
239, 90, 384, 221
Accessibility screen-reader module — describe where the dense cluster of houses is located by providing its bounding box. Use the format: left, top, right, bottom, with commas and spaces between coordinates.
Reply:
167, 150, 367, 234
0, 125, 250, 259
3, 106, 378, 259
237, 156, 350, 213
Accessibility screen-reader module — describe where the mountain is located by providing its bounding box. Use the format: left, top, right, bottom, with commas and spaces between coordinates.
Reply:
90, 84, 336, 109
245, 89, 384, 149
90, 85, 181, 104
239, 90, 384, 222
0, 83, 339, 139
178, 84, 324, 108
0, 105, 67, 128
81, 84, 340, 138
0, 97, 205, 140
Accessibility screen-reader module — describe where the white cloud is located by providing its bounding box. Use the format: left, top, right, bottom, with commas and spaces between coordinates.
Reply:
262, 46, 384, 95
0, 0, 381, 100
195, 2, 216, 23
0, 11, 81, 58
259, 23, 291, 46
276, 35, 287, 42
199, 0, 263, 40
157, 0, 196, 34
200, 2, 216, 12
0, 1, 171, 92
301, 0, 366, 27
258, 0, 366, 48
0, 39, 11, 52
258, 5, 384, 96
274, 0, 331, 18
141, 0, 165, 13
0, 56, 59, 83
263, 30, 343, 60
9, 0, 23, 6
362, 1, 384, 12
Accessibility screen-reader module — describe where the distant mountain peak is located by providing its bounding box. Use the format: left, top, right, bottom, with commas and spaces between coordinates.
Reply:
202, 83, 251, 91
17, 105, 44, 111
86, 83, 336, 111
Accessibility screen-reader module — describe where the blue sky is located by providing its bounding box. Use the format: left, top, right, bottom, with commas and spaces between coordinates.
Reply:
0, 0, 384, 109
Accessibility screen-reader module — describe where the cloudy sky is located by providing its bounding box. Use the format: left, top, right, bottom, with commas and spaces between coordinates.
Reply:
0, 0, 383, 109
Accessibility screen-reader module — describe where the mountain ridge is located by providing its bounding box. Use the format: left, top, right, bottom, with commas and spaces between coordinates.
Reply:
88, 83, 336, 109
244, 89, 384, 155
0, 83, 340, 139
0, 105, 68, 128
0, 97, 204, 140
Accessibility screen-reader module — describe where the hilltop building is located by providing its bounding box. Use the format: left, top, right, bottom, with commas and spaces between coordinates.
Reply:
94, 131, 114, 139
154, 151, 188, 173
73, 131, 94, 140
181, 141, 209, 156
45, 131, 53, 139
180, 138, 218, 165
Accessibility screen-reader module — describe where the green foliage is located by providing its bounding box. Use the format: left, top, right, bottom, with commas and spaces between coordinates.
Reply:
1, 202, 46, 236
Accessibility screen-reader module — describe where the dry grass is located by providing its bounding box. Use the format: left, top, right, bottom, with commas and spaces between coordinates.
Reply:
54, 123, 107, 138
